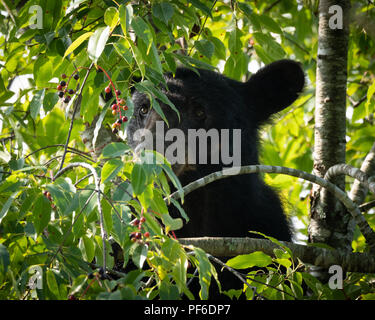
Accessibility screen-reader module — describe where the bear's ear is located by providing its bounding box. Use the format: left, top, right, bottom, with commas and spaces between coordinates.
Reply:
243, 59, 305, 123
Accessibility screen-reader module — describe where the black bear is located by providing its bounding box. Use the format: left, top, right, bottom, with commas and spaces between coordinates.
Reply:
126, 59, 305, 296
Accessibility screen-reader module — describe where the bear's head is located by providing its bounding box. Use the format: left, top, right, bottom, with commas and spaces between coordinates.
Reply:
127, 59, 305, 180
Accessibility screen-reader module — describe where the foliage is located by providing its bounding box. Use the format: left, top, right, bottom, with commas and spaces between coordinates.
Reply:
0, 0, 375, 300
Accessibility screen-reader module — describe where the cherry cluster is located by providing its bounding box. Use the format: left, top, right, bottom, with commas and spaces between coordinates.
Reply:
55, 66, 130, 135
97, 65, 130, 135
56, 72, 79, 104
103, 85, 129, 134
130, 216, 150, 242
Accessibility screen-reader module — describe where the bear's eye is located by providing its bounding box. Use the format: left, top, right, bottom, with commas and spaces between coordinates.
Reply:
195, 108, 206, 119
139, 105, 149, 116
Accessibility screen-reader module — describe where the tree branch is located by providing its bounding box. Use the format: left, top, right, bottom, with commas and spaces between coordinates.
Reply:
350, 142, 375, 205
179, 237, 375, 273
323, 163, 375, 209
168, 165, 375, 252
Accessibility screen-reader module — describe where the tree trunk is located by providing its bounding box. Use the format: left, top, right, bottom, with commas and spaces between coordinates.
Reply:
309, 0, 351, 252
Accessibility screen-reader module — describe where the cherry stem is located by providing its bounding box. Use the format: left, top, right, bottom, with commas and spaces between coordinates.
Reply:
96, 65, 122, 117
65, 66, 89, 92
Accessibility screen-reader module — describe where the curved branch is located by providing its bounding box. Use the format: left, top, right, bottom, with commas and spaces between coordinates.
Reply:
179, 237, 375, 273
350, 142, 375, 205
324, 163, 375, 194
168, 165, 375, 251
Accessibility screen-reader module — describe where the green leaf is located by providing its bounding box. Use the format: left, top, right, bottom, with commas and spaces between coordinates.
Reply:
0, 244, 10, 276
131, 16, 152, 45
274, 258, 292, 269
32, 194, 52, 235
366, 80, 375, 109
254, 45, 273, 64
131, 163, 148, 195
209, 37, 226, 60
30, 89, 45, 119
188, 0, 212, 18
253, 32, 285, 61
0, 191, 19, 225
194, 247, 215, 300
226, 251, 272, 269
43, 92, 59, 112
113, 182, 133, 202
148, 42, 163, 75
258, 15, 283, 34
79, 235, 95, 262
170, 198, 189, 222
87, 26, 111, 62
119, 4, 133, 35
162, 163, 184, 203
46, 179, 77, 216
113, 41, 133, 65
101, 159, 124, 183
150, 189, 168, 214
173, 53, 217, 71
102, 199, 113, 233
151, 97, 169, 127
93, 102, 110, 148
132, 243, 148, 269
111, 206, 131, 248
34, 56, 53, 87
63, 32, 93, 58
237, 2, 252, 17
152, 2, 174, 24
128, 39, 145, 78
134, 80, 179, 121
161, 213, 183, 231
195, 39, 215, 59
163, 52, 177, 73
228, 28, 242, 55
72, 209, 85, 239
104, 7, 119, 29
46, 270, 60, 299
102, 142, 130, 158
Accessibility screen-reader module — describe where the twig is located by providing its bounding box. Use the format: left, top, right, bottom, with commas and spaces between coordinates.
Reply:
187, 0, 218, 56
53, 162, 107, 272
59, 62, 94, 171
284, 34, 316, 63
352, 95, 367, 109
0, 0, 16, 23
206, 254, 265, 300
264, 0, 282, 13
75, 173, 93, 186
359, 200, 375, 212
25, 144, 92, 160
168, 165, 375, 252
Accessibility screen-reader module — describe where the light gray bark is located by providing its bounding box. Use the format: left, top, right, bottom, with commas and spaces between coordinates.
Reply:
349, 142, 375, 205
167, 165, 375, 250
309, 0, 351, 252
178, 237, 375, 273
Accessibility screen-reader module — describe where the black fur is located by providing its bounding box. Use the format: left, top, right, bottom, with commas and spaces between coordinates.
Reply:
126, 59, 305, 297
